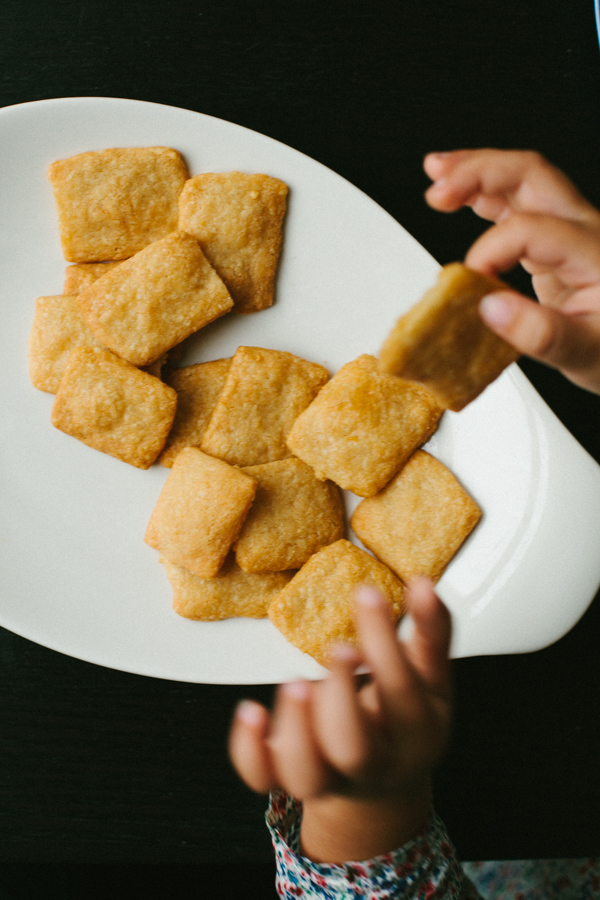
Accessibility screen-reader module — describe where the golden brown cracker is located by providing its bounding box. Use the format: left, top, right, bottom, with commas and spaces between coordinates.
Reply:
286, 354, 443, 497
28, 295, 105, 393
235, 458, 345, 573
159, 358, 232, 467
200, 346, 329, 467
77, 231, 234, 367
351, 449, 482, 584
63, 262, 122, 294
163, 553, 294, 620
378, 263, 520, 411
47, 147, 189, 262
144, 447, 257, 579
51, 346, 177, 469
178, 172, 288, 312
268, 539, 405, 667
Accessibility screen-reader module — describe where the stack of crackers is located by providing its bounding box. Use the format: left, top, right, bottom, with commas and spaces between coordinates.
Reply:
28, 145, 518, 668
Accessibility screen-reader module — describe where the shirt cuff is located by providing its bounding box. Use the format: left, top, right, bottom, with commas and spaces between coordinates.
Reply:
266, 790, 480, 899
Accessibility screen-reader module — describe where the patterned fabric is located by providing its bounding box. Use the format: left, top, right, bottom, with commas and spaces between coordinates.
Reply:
266, 791, 480, 898
462, 858, 600, 899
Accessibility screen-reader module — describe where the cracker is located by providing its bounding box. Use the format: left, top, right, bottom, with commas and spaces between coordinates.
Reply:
47, 147, 189, 262
77, 231, 234, 367
51, 347, 177, 469
178, 172, 288, 313
268, 539, 405, 667
28, 295, 105, 393
235, 458, 345, 573
159, 358, 232, 467
63, 262, 122, 294
144, 447, 257, 579
163, 553, 294, 620
351, 449, 482, 583
286, 354, 442, 497
378, 263, 520, 411
201, 346, 329, 467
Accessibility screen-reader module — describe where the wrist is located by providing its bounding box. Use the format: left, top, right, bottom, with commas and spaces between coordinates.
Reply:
299, 781, 432, 864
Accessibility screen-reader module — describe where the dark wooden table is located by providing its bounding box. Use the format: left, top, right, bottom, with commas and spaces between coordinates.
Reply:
1, 0, 600, 895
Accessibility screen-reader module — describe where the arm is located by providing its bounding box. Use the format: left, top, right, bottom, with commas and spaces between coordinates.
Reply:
229, 580, 481, 898
424, 149, 600, 395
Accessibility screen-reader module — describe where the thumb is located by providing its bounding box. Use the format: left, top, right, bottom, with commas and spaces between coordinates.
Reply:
479, 291, 600, 388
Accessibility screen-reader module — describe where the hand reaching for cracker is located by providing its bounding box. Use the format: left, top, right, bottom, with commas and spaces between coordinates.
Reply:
229, 578, 452, 864
424, 149, 600, 395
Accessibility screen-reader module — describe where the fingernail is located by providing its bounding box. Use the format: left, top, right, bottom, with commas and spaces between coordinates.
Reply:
235, 699, 265, 727
281, 680, 311, 701
479, 293, 515, 329
331, 642, 360, 663
355, 585, 386, 608
398, 613, 416, 644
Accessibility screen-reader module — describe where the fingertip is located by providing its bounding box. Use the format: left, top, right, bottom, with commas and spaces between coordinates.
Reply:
234, 699, 269, 730
479, 292, 519, 332
355, 584, 387, 609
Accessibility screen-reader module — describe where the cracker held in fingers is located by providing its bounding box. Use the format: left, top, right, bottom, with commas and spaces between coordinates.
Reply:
51, 347, 177, 469
178, 172, 288, 313
77, 231, 234, 367
144, 447, 257, 579
47, 147, 188, 262
378, 263, 520, 411
268, 538, 405, 667
286, 354, 443, 497
351, 449, 482, 584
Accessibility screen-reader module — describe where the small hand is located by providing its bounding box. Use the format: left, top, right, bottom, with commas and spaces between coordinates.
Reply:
424, 149, 600, 394
229, 578, 452, 862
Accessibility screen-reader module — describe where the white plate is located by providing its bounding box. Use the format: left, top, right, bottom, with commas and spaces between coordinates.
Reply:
2, 97, 600, 684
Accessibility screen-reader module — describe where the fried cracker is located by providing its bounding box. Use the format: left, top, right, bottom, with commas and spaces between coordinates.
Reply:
351, 449, 482, 583
28, 295, 105, 393
178, 172, 288, 313
200, 346, 329, 467
63, 262, 122, 294
77, 231, 234, 366
144, 447, 257, 579
47, 147, 189, 262
378, 263, 520, 411
268, 539, 405, 667
235, 458, 345, 573
51, 347, 177, 469
163, 553, 294, 620
159, 358, 232, 467
286, 354, 442, 497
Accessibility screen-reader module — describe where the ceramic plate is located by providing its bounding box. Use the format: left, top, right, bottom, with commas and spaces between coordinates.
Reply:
2, 97, 600, 684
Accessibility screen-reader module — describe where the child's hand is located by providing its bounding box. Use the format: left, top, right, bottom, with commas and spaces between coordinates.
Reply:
228, 578, 452, 863
424, 149, 600, 394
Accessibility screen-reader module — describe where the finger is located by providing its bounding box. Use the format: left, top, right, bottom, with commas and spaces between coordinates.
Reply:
267, 681, 330, 798
425, 149, 600, 226
401, 578, 452, 701
354, 586, 421, 722
465, 213, 600, 289
312, 643, 372, 775
479, 290, 600, 387
228, 700, 278, 794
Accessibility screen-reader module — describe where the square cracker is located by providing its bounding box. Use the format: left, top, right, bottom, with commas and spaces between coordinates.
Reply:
286, 354, 443, 498
201, 346, 329, 467
378, 263, 520, 411
235, 457, 345, 573
268, 539, 405, 667
51, 346, 177, 469
159, 357, 232, 467
63, 262, 122, 294
178, 172, 288, 313
28, 295, 105, 393
351, 449, 482, 584
77, 231, 234, 367
144, 447, 257, 579
47, 147, 189, 262
163, 553, 294, 620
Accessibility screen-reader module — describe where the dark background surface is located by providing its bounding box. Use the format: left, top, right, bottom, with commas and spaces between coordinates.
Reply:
1, 0, 600, 895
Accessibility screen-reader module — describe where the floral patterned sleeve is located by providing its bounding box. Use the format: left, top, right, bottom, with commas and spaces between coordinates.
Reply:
266, 791, 482, 899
